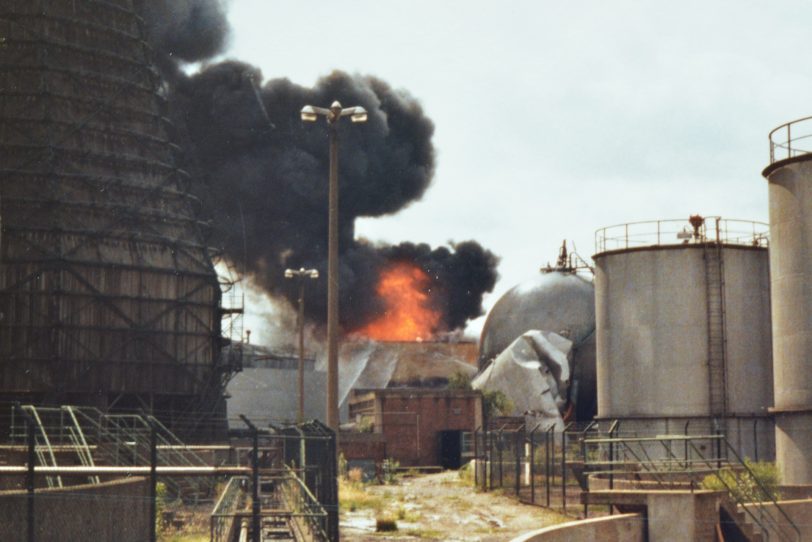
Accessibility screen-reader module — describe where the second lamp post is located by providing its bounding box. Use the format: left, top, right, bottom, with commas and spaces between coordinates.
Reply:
284, 267, 319, 422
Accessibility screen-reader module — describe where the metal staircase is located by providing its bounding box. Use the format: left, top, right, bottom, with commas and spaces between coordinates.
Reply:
10, 405, 212, 500
581, 432, 801, 541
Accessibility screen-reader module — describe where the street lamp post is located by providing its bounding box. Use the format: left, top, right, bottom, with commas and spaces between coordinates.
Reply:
300, 101, 367, 431
284, 267, 319, 422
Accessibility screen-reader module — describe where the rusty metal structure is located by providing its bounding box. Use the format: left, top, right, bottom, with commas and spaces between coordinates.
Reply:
0, 1, 235, 436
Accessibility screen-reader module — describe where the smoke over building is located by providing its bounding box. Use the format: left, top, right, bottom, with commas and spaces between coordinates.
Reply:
135, 1, 499, 337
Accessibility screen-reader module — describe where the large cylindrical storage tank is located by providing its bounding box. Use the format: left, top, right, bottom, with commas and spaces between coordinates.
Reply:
594, 217, 773, 459
0, 2, 224, 436
763, 118, 812, 484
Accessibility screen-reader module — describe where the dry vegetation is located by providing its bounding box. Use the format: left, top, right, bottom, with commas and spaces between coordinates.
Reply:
340, 467, 569, 541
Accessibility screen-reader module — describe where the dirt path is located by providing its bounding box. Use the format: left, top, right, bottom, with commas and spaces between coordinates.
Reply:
340, 471, 570, 541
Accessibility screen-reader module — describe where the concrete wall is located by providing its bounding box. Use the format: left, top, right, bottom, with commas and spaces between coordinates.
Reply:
595, 244, 772, 419
765, 157, 812, 484
0, 477, 150, 542
646, 491, 718, 541
510, 513, 644, 542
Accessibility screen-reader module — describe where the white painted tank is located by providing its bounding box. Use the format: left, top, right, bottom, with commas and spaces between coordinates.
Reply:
763, 117, 812, 483
593, 217, 773, 459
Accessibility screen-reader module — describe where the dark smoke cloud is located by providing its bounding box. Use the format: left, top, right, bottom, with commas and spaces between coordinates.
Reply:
138, 5, 499, 332
136, 0, 230, 65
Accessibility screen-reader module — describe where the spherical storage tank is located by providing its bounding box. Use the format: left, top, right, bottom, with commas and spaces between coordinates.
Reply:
0, 2, 224, 434
479, 266, 597, 420
594, 217, 772, 458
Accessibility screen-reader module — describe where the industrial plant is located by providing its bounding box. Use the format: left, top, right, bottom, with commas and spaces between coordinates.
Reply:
4, 1, 812, 542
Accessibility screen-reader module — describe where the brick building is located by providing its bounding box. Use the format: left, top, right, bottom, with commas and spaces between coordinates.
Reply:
346, 389, 483, 468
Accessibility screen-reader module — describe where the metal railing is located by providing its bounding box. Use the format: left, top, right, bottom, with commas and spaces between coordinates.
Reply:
581, 433, 800, 542
279, 465, 329, 541
211, 476, 248, 542
472, 421, 600, 515
9, 405, 212, 499
769, 115, 812, 164
595, 216, 768, 254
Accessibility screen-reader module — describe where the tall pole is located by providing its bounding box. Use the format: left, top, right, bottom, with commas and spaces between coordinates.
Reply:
327, 120, 340, 432
297, 279, 305, 422
301, 100, 367, 433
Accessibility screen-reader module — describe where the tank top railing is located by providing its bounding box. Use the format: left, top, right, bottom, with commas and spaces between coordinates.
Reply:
769, 115, 812, 164
595, 217, 769, 254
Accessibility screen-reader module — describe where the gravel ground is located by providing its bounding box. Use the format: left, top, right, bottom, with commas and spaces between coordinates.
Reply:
340, 470, 570, 541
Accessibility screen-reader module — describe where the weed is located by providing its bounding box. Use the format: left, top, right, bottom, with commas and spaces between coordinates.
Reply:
338, 477, 384, 512
701, 460, 781, 503
375, 516, 398, 532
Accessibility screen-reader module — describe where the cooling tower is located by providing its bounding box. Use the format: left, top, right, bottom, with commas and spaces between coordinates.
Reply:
593, 217, 773, 460
763, 117, 812, 484
0, 1, 226, 435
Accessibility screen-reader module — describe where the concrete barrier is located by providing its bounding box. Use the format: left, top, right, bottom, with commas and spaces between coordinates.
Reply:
0, 477, 150, 541
510, 513, 645, 542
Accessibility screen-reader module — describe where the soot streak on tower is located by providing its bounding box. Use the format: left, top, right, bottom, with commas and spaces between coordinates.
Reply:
0, 1, 231, 436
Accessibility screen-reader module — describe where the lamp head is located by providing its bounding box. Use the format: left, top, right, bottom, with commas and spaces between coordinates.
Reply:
284, 269, 294, 278
350, 106, 368, 123
300, 105, 318, 122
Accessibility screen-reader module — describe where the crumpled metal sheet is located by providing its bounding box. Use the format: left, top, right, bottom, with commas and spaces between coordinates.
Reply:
472, 330, 572, 429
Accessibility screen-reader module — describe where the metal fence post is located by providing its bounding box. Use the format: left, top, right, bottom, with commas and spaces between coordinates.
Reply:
497, 430, 503, 489
473, 427, 479, 488
148, 418, 157, 542
545, 426, 553, 508
530, 424, 540, 505
240, 415, 260, 542
17, 405, 36, 542
514, 430, 521, 496
561, 428, 568, 514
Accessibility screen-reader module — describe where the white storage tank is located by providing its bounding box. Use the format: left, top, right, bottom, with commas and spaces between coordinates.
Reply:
763, 117, 812, 484
593, 216, 773, 459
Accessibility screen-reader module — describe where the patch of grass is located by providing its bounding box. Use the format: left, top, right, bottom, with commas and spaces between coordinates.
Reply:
160, 536, 208, 542
339, 477, 384, 512
401, 527, 444, 539
702, 460, 781, 503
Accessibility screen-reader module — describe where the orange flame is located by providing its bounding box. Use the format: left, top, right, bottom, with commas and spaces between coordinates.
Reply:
355, 262, 441, 341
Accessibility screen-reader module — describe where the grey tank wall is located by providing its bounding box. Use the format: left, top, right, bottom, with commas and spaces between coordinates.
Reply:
765, 156, 812, 484
594, 244, 773, 458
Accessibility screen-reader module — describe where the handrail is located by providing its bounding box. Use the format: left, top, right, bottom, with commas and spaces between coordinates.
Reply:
582, 432, 800, 541
210, 476, 247, 542
595, 216, 768, 254
722, 440, 800, 541
768, 115, 812, 164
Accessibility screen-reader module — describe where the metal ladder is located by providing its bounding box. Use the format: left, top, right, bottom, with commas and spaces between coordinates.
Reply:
704, 232, 728, 419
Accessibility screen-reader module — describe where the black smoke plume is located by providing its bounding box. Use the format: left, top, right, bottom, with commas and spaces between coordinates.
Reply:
136, 0, 230, 66
138, 3, 499, 333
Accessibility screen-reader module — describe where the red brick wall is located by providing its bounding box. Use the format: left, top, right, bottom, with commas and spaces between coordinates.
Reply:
339, 432, 386, 463
378, 392, 481, 466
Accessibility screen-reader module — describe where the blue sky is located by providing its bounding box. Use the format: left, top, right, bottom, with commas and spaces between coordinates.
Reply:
219, 0, 812, 336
